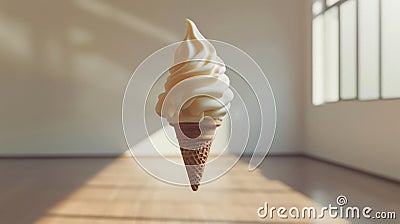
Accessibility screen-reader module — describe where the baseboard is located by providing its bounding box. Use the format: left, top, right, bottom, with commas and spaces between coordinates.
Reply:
0, 152, 398, 184
0, 153, 124, 159
0, 151, 301, 159
236, 153, 400, 184
303, 153, 400, 184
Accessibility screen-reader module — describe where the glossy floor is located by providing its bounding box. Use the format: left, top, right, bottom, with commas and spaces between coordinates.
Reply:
0, 156, 398, 224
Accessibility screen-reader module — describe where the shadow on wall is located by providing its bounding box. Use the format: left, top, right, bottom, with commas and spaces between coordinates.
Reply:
0, 0, 181, 155
0, 0, 309, 223
0, 0, 182, 222
1, 0, 308, 156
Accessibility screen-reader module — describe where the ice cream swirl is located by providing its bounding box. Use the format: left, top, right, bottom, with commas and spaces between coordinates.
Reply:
156, 19, 233, 123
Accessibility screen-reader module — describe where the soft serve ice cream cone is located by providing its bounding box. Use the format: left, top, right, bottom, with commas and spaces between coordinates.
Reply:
155, 19, 233, 191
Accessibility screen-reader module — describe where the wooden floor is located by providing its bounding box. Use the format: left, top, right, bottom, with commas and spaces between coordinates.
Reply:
0, 156, 398, 224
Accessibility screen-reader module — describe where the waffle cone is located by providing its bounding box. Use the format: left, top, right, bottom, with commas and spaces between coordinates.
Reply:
172, 119, 221, 191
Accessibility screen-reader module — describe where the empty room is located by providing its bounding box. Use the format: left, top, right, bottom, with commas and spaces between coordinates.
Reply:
0, 0, 399, 223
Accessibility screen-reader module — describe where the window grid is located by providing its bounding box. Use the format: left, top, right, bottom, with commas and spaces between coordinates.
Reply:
312, 0, 399, 104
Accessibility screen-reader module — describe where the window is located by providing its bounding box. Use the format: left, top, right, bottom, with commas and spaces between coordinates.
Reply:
312, 0, 400, 105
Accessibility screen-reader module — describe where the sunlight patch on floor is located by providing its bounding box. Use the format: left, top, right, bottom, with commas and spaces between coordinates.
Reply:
34, 156, 349, 223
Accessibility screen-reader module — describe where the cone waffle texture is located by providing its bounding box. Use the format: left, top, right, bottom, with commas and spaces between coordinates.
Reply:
172, 120, 221, 191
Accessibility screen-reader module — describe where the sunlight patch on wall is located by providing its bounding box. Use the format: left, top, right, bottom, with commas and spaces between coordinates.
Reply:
69, 27, 92, 46
0, 14, 32, 60
73, 0, 179, 43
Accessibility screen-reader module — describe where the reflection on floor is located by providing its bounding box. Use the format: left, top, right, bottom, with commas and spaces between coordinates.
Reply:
0, 156, 398, 224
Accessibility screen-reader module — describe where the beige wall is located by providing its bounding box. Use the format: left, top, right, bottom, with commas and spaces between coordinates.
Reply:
303, 0, 400, 181
0, 0, 307, 155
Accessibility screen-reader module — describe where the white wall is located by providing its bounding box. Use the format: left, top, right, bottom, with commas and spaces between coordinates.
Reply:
2, 0, 397, 181
0, 0, 307, 155
304, 0, 400, 181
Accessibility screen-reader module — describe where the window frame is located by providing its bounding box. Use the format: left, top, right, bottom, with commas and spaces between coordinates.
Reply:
312, 0, 399, 105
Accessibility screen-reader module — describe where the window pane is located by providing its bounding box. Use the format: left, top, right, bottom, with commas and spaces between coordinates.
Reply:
324, 7, 339, 102
313, 15, 325, 105
381, 0, 400, 98
313, 0, 324, 16
358, 0, 380, 100
340, 0, 357, 99
327, 0, 340, 7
